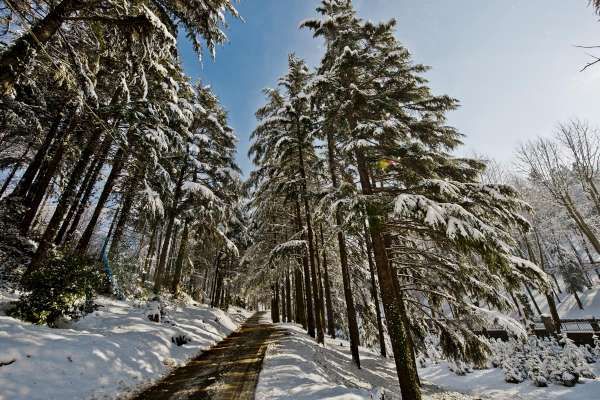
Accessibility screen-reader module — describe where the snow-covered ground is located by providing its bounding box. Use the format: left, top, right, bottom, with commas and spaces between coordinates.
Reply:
420, 361, 600, 400
255, 323, 476, 400
256, 322, 600, 400
0, 291, 251, 400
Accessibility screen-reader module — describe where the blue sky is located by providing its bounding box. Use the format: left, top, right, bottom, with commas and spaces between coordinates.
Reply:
179, 0, 600, 175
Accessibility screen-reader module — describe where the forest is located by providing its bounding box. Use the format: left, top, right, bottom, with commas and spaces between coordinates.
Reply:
2, 1, 600, 400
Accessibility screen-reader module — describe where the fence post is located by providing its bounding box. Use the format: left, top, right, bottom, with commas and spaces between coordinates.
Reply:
541, 315, 555, 336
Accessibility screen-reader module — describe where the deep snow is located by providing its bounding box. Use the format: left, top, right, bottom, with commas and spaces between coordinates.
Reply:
256, 322, 600, 400
255, 323, 477, 400
0, 291, 250, 400
420, 361, 600, 400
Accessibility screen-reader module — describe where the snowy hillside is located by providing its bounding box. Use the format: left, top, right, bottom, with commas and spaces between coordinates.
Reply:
534, 283, 600, 319
0, 292, 250, 400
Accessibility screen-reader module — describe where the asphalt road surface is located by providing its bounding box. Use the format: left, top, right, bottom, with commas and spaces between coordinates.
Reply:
131, 311, 282, 400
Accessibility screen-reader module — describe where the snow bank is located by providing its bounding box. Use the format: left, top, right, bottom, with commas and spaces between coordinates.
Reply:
0, 294, 250, 400
255, 323, 477, 400
420, 361, 600, 400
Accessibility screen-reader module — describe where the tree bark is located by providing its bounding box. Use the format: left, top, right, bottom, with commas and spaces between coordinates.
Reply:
0, 141, 33, 198
564, 194, 600, 255
271, 281, 281, 323
295, 199, 316, 338
524, 284, 542, 315
281, 281, 287, 322
76, 148, 126, 252
320, 226, 336, 338
296, 140, 325, 344
566, 235, 593, 288
295, 265, 306, 328
355, 149, 421, 400
525, 234, 561, 333
313, 223, 327, 339
210, 254, 222, 307
108, 176, 140, 259
20, 119, 74, 234
142, 222, 158, 283
365, 224, 387, 357
325, 129, 361, 366
59, 134, 113, 244
171, 220, 189, 294
286, 268, 293, 323
573, 290, 584, 310
9, 109, 63, 199
153, 163, 186, 292
29, 131, 100, 267
578, 229, 600, 280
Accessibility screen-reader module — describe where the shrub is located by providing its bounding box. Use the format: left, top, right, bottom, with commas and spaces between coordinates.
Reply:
10, 254, 104, 326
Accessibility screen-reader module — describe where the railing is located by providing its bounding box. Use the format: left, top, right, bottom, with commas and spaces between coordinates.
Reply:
479, 317, 600, 345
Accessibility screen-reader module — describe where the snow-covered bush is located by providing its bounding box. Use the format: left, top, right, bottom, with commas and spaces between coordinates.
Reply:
10, 254, 103, 326
593, 335, 600, 359
448, 359, 473, 376
418, 335, 444, 368
556, 334, 595, 382
431, 333, 597, 387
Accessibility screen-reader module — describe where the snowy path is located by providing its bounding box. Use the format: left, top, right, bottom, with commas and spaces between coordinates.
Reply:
130, 311, 284, 400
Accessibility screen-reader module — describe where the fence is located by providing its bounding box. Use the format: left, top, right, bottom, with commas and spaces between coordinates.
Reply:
481, 317, 600, 346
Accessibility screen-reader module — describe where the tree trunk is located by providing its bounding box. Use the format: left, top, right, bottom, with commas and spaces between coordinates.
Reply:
55, 153, 99, 244
29, 131, 100, 267
578, 229, 600, 280
294, 199, 316, 338
9, 110, 63, 199
566, 235, 593, 288
296, 141, 324, 344
564, 194, 600, 255
153, 163, 185, 293
274, 280, 281, 322
584, 177, 600, 217
286, 268, 293, 323
525, 234, 561, 333
165, 225, 181, 286
142, 222, 158, 283
320, 226, 336, 338
365, 224, 387, 357
509, 290, 523, 318
210, 255, 222, 307
313, 223, 327, 339
21, 120, 73, 234
524, 284, 542, 315
325, 129, 361, 366
533, 228, 563, 294
281, 282, 287, 322
59, 135, 113, 244
171, 220, 189, 294
295, 265, 307, 328
0, 141, 34, 198
76, 148, 126, 252
573, 290, 584, 310
108, 176, 140, 259
355, 149, 421, 400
